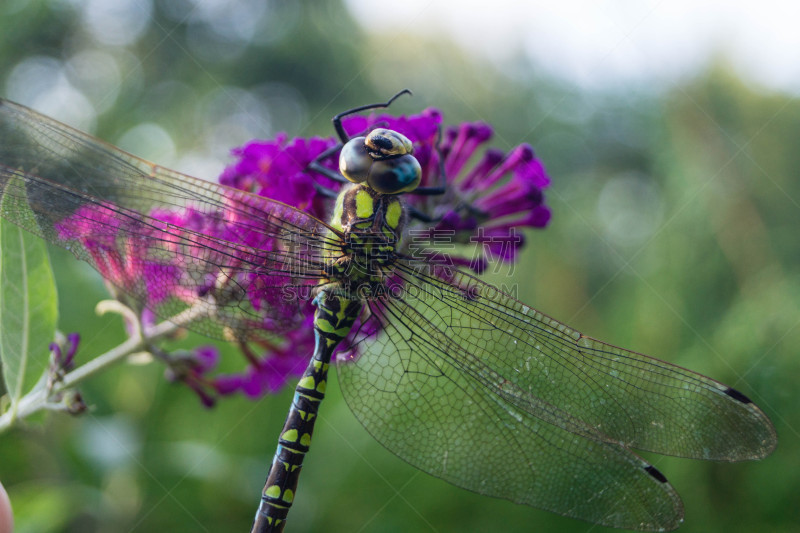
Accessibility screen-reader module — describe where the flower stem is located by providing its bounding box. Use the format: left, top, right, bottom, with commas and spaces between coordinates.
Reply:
0, 301, 209, 432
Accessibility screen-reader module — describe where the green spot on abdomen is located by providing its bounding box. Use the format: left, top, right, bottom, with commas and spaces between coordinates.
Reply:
281, 429, 299, 443
298, 376, 316, 390
316, 318, 336, 333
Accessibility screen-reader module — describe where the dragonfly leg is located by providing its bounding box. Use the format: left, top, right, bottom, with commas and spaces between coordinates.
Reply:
307, 158, 348, 185
407, 204, 437, 223
312, 180, 340, 199
408, 185, 446, 196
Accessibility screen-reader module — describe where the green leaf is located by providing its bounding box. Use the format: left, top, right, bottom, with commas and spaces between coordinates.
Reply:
0, 180, 58, 418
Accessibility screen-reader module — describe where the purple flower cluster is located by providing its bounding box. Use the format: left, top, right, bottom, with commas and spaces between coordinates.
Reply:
55, 105, 551, 403
435, 124, 551, 264
55, 206, 184, 305
218, 135, 338, 221
206, 107, 551, 400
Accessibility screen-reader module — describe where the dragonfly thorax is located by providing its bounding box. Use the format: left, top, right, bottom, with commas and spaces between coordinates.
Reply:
324, 184, 406, 299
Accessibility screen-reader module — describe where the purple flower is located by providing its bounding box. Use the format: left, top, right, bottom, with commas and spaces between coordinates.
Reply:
219, 135, 338, 219
164, 345, 221, 408
49, 332, 81, 376
211, 108, 550, 397
214, 313, 315, 397
55, 105, 551, 402
429, 123, 551, 265
47, 333, 87, 414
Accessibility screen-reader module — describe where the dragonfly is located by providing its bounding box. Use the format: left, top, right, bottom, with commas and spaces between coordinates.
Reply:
0, 93, 777, 532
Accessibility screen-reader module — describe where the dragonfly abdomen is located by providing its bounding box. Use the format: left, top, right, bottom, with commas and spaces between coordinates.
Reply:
253, 293, 361, 532
253, 183, 409, 531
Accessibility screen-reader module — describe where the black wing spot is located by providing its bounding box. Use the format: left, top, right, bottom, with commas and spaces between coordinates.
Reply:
644, 465, 668, 484
724, 387, 753, 404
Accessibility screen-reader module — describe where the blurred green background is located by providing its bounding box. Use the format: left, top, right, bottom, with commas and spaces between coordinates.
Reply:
0, 1, 797, 532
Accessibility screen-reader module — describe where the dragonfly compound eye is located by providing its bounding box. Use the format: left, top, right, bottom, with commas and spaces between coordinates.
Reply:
364, 128, 413, 159
339, 136, 371, 183
367, 154, 421, 194
340, 130, 420, 193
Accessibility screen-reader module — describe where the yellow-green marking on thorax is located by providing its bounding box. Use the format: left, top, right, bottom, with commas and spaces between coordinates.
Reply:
385, 200, 402, 230
355, 187, 375, 219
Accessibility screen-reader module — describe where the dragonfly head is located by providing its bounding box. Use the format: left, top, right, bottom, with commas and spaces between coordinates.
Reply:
339, 128, 421, 195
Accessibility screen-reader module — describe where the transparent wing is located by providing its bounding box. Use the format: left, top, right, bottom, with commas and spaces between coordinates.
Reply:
0, 98, 341, 341
336, 259, 776, 530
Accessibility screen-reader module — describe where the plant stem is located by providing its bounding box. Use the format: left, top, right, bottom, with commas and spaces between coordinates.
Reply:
0, 301, 209, 432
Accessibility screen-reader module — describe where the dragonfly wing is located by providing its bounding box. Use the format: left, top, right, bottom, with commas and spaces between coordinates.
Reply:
338, 290, 682, 530
381, 260, 775, 459
0, 98, 339, 341
336, 259, 775, 530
